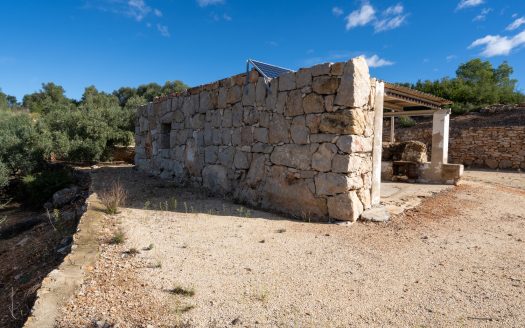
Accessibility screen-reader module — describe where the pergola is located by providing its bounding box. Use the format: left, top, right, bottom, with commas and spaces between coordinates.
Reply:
379, 82, 462, 184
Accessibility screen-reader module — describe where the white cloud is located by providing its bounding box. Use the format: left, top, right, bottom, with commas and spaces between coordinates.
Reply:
127, 0, 151, 21
457, 0, 484, 10
344, 2, 406, 32
197, 0, 224, 7
469, 30, 525, 56
332, 7, 344, 17
157, 24, 170, 37
363, 54, 394, 67
153, 8, 162, 17
506, 17, 525, 31
223, 13, 232, 21
345, 4, 376, 29
85, 0, 163, 22
473, 8, 492, 21
446, 55, 457, 61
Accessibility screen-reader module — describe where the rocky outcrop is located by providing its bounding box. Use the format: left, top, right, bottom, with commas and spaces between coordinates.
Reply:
135, 57, 377, 221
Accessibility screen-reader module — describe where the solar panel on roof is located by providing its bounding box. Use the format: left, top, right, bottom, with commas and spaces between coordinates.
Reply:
248, 59, 294, 79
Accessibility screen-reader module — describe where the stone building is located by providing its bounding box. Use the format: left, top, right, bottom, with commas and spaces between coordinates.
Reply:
134, 57, 461, 222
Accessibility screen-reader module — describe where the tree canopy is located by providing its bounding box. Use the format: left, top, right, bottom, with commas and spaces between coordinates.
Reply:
401, 59, 524, 114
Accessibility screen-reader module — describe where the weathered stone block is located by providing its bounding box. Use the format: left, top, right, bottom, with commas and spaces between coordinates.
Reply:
334, 57, 371, 108
296, 68, 312, 88
245, 153, 266, 187
312, 76, 340, 95
278, 72, 296, 91
290, 116, 309, 145
234, 150, 251, 169
303, 93, 324, 114
202, 165, 230, 194
256, 78, 266, 105
268, 114, 290, 144
336, 135, 373, 153
311, 63, 332, 76
254, 127, 269, 143
222, 108, 232, 127
232, 103, 243, 127
327, 191, 363, 221
184, 139, 203, 177
312, 143, 337, 172
218, 146, 235, 167
242, 83, 256, 106
252, 143, 274, 154
285, 90, 304, 116
227, 85, 242, 104
270, 144, 312, 170
241, 126, 253, 145
218, 87, 227, 108
205, 146, 218, 164
315, 173, 362, 195
319, 109, 366, 135
332, 154, 363, 173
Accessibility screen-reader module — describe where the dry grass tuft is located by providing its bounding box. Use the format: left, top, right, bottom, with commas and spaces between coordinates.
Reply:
99, 180, 127, 215
169, 286, 195, 297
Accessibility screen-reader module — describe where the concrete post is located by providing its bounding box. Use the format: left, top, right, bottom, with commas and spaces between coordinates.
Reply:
371, 81, 384, 206
390, 113, 395, 143
430, 108, 451, 166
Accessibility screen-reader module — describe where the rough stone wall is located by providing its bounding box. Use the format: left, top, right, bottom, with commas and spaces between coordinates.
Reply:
135, 58, 378, 221
386, 126, 525, 169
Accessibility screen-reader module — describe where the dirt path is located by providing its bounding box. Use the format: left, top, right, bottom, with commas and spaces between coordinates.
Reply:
57, 167, 525, 327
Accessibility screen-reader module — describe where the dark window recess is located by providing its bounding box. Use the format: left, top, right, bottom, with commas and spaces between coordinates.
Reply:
160, 123, 171, 149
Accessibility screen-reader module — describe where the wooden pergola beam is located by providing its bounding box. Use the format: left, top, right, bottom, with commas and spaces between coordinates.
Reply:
383, 109, 437, 117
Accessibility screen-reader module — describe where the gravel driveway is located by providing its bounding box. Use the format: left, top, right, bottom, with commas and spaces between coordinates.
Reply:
57, 167, 525, 327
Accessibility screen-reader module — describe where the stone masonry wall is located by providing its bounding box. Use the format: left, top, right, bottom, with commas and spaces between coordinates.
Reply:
135, 58, 378, 222
385, 125, 525, 169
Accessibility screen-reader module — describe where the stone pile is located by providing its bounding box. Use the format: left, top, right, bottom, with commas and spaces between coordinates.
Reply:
135, 57, 378, 221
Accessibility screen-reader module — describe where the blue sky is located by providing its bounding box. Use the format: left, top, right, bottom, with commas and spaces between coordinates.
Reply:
1, 0, 524, 100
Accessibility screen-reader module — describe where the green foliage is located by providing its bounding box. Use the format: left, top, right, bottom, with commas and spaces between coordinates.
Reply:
402, 59, 524, 114
17, 167, 74, 208
0, 161, 8, 188
0, 110, 46, 176
398, 116, 416, 128
22, 82, 74, 114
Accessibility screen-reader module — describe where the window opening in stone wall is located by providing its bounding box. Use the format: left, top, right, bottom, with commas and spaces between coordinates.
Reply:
160, 123, 171, 149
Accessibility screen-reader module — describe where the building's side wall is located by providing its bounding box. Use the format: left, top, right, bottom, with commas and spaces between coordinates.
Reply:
135, 58, 377, 221
387, 126, 525, 169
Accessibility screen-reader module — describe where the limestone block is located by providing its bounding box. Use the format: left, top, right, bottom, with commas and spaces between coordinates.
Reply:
305, 114, 321, 133
218, 146, 235, 167
182, 96, 196, 117
268, 114, 290, 144
173, 110, 185, 123
203, 124, 213, 145
270, 144, 312, 170
310, 134, 337, 143
202, 165, 231, 194
243, 108, 259, 125
184, 139, 203, 177
290, 116, 309, 144
332, 154, 363, 173
232, 128, 241, 146
222, 108, 232, 127
312, 143, 337, 172
334, 57, 371, 108
241, 126, 253, 146
221, 129, 232, 145
205, 146, 219, 164
200, 91, 212, 112
245, 154, 266, 187
336, 135, 373, 153
327, 191, 364, 221
207, 110, 221, 127
227, 85, 242, 104
278, 72, 296, 91
218, 87, 228, 109
312, 76, 340, 95
303, 93, 324, 114
330, 62, 344, 76
262, 165, 328, 218
315, 173, 363, 196
275, 92, 287, 114
234, 150, 251, 169
256, 78, 267, 105
296, 68, 312, 88
232, 103, 243, 127
311, 63, 332, 76
324, 95, 335, 112
319, 109, 366, 135
212, 128, 222, 145
285, 90, 304, 117
242, 83, 256, 106
252, 143, 274, 154
191, 114, 205, 129
259, 111, 271, 128
254, 127, 269, 143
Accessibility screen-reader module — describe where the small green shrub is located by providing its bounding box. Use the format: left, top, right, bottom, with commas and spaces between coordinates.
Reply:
110, 230, 126, 244
16, 167, 74, 208
398, 116, 416, 128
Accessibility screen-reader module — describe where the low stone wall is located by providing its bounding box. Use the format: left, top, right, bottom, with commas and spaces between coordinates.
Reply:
386, 125, 525, 169
135, 58, 379, 221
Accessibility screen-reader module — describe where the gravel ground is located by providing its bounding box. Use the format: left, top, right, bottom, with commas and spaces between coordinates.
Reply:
57, 166, 525, 327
